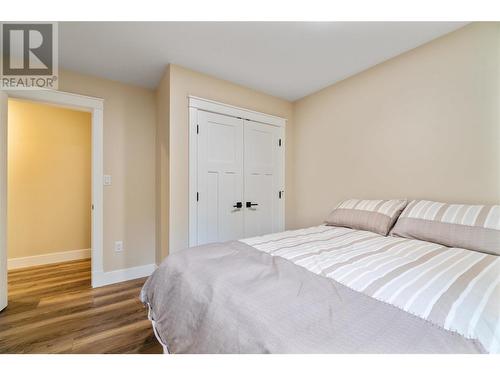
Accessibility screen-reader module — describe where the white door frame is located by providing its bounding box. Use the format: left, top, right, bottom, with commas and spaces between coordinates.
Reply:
188, 95, 286, 247
0, 89, 104, 290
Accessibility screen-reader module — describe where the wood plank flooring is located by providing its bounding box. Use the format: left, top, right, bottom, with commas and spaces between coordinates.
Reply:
0, 259, 162, 353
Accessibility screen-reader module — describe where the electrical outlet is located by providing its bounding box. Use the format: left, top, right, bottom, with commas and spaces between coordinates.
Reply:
114, 241, 124, 252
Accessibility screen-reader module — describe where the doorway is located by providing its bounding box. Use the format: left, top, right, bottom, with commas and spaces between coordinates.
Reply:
7, 98, 91, 270
0, 90, 104, 312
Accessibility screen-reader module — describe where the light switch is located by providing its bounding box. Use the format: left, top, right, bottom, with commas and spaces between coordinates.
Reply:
114, 241, 123, 252
104, 175, 112, 186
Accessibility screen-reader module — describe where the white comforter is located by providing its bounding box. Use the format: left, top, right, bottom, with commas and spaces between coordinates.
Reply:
241, 225, 500, 353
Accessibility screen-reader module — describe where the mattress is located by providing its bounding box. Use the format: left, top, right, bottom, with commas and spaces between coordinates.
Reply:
141, 225, 499, 353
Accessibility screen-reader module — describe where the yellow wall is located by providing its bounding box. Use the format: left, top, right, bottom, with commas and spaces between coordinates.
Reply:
8, 99, 91, 259
58, 70, 157, 272
292, 22, 500, 229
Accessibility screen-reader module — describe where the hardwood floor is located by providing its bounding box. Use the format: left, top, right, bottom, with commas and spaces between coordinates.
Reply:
0, 259, 163, 354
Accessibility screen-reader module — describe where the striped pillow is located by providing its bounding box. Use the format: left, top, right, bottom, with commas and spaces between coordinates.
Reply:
325, 199, 408, 236
392, 200, 500, 255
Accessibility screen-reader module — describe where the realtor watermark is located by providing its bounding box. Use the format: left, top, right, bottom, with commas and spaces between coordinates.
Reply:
0, 22, 58, 89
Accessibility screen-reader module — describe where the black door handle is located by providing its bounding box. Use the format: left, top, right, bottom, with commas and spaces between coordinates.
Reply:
233, 202, 242, 209
246, 202, 258, 208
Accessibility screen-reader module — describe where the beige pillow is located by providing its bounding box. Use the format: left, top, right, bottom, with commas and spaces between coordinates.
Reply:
391, 200, 500, 256
325, 199, 408, 236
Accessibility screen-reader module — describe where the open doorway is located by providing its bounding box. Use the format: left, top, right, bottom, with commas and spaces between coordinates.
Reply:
6, 99, 92, 292
0, 90, 104, 313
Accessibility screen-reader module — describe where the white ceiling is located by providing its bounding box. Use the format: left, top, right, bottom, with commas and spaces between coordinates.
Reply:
59, 22, 468, 101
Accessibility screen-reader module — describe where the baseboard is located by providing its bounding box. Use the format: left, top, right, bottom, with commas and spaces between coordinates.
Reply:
8, 248, 91, 270
92, 263, 157, 288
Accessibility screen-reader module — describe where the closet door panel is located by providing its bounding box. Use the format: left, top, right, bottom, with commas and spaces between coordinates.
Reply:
197, 111, 244, 245
243, 120, 283, 238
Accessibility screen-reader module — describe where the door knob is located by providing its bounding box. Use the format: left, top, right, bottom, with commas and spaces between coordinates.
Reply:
233, 202, 242, 209
246, 202, 258, 208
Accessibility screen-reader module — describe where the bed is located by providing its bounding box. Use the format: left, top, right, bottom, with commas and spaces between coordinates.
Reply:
140, 199, 500, 354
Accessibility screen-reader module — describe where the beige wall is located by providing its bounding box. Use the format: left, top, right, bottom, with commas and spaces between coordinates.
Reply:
59, 70, 156, 271
8, 99, 91, 259
161, 64, 294, 256
292, 22, 500, 229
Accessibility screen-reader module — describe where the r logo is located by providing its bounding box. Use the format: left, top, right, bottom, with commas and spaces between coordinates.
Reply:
2, 23, 53, 76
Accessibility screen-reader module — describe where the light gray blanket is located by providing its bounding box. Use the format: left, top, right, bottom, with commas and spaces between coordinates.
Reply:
140, 240, 485, 353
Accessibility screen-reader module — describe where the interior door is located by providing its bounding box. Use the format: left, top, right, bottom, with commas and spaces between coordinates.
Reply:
0, 92, 8, 311
197, 111, 245, 245
243, 120, 284, 238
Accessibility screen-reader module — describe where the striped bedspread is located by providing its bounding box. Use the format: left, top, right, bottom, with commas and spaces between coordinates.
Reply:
240, 225, 500, 353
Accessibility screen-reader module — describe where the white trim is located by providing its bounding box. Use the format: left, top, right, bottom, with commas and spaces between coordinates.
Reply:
188, 97, 286, 247
92, 263, 157, 288
5, 89, 103, 111
188, 106, 198, 247
0, 92, 8, 311
0, 89, 104, 289
8, 249, 91, 270
188, 96, 286, 128
91, 107, 104, 281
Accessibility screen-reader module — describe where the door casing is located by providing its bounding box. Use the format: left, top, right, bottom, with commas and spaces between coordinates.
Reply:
0, 92, 7, 311
0, 89, 104, 308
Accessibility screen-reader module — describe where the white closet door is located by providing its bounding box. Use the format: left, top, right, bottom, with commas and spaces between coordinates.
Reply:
0, 92, 7, 311
197, 111, 245, 245
243, 120, 284, 238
